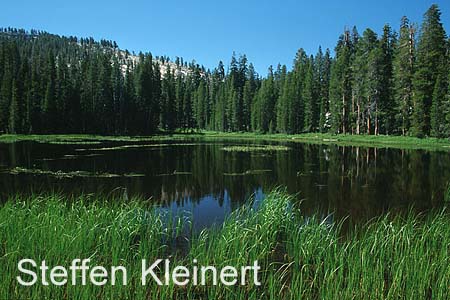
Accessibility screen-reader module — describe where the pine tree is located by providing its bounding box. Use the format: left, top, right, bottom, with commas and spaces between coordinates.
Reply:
242, 63, 257, 131
123, 69, 135, 133
0, 68, 11, 132
0, 43, 13, 132
151, 61, 162, 131
96, 54, 113, 133
215, 83, 226, 131
136, 54, 160, 134
67, 63, 81, 133
111, 57, 124, 134
182, 79, 193, 130
55, 56, 69, 132
194, 80, 207, 128
0, 14, 448, 137
8, 79, 21, 133
329, 30, 354, 134
317, 47, 332, 132
303, 57, 317, 132
289, 49, 309, 133
175, 73, 185, 129
210, 61, 225, 131
430, 72, 448, 137
446, 48, 450, 136
276, 73, 293, 133
352, 28, 380, 135
412, 4, 448, 137
393, 16, 415, 136
366, 44, 384, 135
161, 66, 177, 130
253, 67, 276, 132
378, 24, 396, 134
43, 51, 57, 133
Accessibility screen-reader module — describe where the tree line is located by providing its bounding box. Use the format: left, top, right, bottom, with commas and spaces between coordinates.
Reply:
0, 4, 448, 137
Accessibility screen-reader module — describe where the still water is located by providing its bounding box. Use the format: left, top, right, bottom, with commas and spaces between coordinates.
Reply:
0, 138, 449, 228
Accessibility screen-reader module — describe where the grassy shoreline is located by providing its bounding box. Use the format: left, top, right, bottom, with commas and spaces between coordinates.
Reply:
1, 131, 450, 151
1, 191, 450, 299
201, 131, 450, 151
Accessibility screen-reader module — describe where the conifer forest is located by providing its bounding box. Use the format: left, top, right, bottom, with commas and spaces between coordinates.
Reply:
0, 5, 448, 138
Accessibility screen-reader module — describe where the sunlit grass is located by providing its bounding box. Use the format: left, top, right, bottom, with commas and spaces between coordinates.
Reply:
2, 132, 450, 151
445, 182, 450, 202
0, 134, 183, 144
46, 141, 103, 145
203, 131, 450, 151
222, 145, 290, 152
1, 190, 450, 299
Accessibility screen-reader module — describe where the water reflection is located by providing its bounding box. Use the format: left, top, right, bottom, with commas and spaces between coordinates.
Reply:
0, 139, 449, 226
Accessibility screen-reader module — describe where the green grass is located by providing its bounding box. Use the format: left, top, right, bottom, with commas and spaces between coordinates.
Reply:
223, 169, 272, 176
46, 141, 103, 145
0, 134, 184, 144
1, 131, 450, 151
75, 143, 199, 152
445, 182, 450, 202
200, 131, 450, 151
1, 190, 450, 299
221, 145, 291, 152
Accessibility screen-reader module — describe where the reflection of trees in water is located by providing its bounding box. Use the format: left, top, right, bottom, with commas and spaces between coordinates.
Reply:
148, 145, 278, 209
0, 142, 449, 223
318, 146, 449, 223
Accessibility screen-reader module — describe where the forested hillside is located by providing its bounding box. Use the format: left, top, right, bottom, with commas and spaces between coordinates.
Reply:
0, 4, 448, 137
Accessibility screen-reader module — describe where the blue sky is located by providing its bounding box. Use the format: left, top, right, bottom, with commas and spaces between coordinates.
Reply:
2, 0, 449, 74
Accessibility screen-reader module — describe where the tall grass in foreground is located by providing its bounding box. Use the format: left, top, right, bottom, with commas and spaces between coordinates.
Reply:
446, 182, 450, 202
1, 191, 450, 299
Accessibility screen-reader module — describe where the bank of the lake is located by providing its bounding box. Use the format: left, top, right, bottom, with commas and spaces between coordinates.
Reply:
1, 190, 450, 299
1, 132, 450, 151
200, 131, 450, 151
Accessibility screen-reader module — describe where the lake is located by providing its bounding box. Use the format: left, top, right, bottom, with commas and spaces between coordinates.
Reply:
1, 138, 449, 229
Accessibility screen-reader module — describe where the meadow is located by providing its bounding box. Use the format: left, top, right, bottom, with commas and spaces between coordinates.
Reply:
1, 131, 450, 151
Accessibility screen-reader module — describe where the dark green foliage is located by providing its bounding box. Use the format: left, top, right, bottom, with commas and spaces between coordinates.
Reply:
252, 67, 277, 133
317, 47, 332, 132
366, 34, 384, 135
161, 66, 177, 130
276, 72, 292, 133
194, 80, 208, 128
431, 73, 448, 137
412, 4, 448, 137
8, 80, 20, 133
352, 29, 378, 134
329, 30, 354, 134
393, 17, 415, 136
377, 25, 397, 135
43, 52, 57, 132
0, 4, 448, 137
303, 57, 317, 132
447, 56, 450, 136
